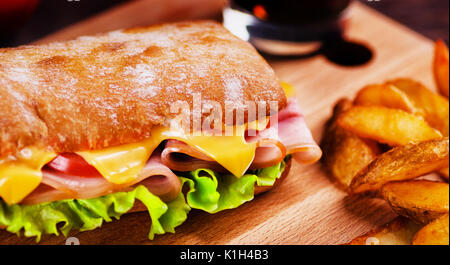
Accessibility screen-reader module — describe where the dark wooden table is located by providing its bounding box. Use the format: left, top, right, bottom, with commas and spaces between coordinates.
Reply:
0, 0, 448, 48
368, 0, 449, 43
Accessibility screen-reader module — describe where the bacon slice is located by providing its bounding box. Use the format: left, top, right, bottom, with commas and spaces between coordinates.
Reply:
23, 151, 181, 205
162, 99, 322, 172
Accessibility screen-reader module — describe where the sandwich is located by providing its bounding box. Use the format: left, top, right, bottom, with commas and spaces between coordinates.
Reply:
0, 21, 322, 242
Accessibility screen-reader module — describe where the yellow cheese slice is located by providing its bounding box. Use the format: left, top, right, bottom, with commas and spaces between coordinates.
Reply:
0, 114, 272, 204
0, 148, 56, 205
78, 118, 269, 185
77, 139, 156, 185
150, 125, 257, 178
281, 81, 296, 98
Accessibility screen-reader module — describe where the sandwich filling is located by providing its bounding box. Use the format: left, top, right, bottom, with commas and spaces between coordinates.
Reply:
0, 97, 321, 241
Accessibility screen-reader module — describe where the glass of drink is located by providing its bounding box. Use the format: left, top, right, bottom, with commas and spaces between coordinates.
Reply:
223, 0, 353, 56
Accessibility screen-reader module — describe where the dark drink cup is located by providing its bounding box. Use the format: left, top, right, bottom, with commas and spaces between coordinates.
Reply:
223, 0, 352, 55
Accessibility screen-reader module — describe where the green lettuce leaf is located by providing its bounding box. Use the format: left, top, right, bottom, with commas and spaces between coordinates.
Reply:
0, 185, 190, 242
0, 160, 286, 241
181, 160, 286, 213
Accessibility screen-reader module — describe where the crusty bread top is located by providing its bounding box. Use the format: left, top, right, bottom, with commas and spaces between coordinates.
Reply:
0, 21, 286, 158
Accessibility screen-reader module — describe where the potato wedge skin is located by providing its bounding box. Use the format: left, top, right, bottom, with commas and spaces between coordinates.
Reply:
321, 99, 380, 189
350, 138, 449, 194
338, 106, 442, 146
387, 78, 449, 137
440, 167, 449, 181
412, 214, 449, 245
354, 84, 416, 113
347, 217, 421, 245
382, 180, 449, 224
434, 40, 449, 98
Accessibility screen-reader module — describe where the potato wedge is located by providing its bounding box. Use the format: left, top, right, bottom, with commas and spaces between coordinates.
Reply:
387, 78, 449, 136
354, 84, 416, 113
347, 217, 421, 245
382, 180, 449, 224
350, 138, 449, 194
328, 98, 354, 124
321, 99, 380, 189
338, 106, 442, 146
440, 167, 449, 181
412, 214, 449, 245
434, 40, 449, 98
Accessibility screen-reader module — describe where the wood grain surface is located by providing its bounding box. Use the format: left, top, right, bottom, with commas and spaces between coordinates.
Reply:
0, 1, 440, 245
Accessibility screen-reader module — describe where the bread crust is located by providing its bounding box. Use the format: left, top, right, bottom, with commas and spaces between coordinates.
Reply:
0, 21, 286, 158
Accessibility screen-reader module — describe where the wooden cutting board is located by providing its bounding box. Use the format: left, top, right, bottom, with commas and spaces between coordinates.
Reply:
0, 0, 439, 245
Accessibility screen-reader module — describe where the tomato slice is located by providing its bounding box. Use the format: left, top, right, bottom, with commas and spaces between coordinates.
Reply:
47, 153, 102, 177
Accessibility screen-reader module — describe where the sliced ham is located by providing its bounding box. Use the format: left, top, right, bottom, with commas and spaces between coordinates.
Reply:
162, 98, 322, 172
160, 138, 288, 172
252, 98, 322, 164
161, 140, 227, 173
251, 140, 286, 169
23, 99, 321, 205
23, 151, 181, 205
22, 184, 74, 205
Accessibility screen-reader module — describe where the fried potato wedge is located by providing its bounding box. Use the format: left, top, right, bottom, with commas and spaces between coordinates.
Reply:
440, 167, 449, 181
412, 214, 449, 245
347, 217, 421, 245
354, 84, 416, 113
387, 78, 449, 136
382, 180, 449, 224
434, 40, 449, 98
321, 99, 380, 189
350, 138, 449, 194
338, 106, 442, 146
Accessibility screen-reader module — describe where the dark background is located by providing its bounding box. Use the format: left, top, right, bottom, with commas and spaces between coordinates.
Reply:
369, 0, 449, 43
0, 0, 449, 47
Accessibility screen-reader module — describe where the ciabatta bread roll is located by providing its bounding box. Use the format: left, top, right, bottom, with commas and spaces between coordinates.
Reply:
0, 21, 285, 157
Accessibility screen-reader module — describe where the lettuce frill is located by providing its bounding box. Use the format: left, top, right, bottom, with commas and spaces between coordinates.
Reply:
0, 160, 285, 242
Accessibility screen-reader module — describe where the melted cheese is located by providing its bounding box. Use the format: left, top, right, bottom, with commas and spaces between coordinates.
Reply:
0, 148, 56, 205
78, 121, 264, 185
151, 125, 258, 178
0, 107, 275, 204
77, 139, 156, 185
0, 123, 265, 204
281, 81, 296, 98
